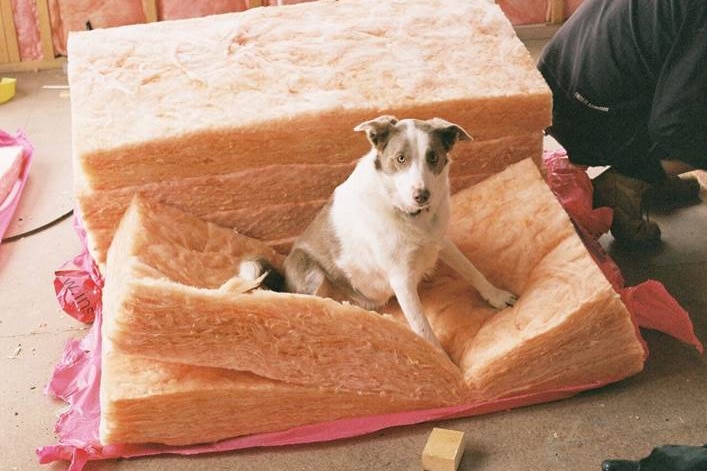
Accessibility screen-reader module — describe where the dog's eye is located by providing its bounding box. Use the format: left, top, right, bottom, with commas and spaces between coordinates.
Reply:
427, 151, 439, 164
396, 154, 406, 164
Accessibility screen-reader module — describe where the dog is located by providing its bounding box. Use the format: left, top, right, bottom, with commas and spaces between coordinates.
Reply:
241, 116, 517, 349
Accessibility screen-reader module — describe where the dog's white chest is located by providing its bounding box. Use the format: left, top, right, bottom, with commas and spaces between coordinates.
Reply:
335, 235, 439, 306
330, 174, 445, 306
336, 247, 394, 305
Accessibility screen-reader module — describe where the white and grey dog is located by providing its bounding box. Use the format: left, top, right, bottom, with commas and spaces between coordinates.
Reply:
245, 116, 516, 349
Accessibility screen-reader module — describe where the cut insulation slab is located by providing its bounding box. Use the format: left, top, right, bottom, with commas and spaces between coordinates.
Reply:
101, 159, 646, 447
78, 133, 541, 264
101, 195, 466, 445
67, 0, 551, 266
104, 195, 467, 402
100, 344, 454, 446
384, 158, 646, 400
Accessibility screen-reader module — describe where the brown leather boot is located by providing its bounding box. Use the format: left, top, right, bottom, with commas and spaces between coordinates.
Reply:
592, 169, 661, 246
645, 175, 701, 209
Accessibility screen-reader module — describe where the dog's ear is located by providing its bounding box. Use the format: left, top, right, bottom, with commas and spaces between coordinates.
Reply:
428, 117, 473, 152
354, 115, 399, 149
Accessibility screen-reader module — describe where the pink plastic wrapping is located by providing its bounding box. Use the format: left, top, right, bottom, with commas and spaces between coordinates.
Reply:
543, 149, 703, 354
38, 149, 703, 470
53, 215, 103, 323
0, 129, 33, 244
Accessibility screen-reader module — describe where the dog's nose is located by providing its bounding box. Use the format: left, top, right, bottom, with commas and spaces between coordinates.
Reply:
413, 188, 430, 205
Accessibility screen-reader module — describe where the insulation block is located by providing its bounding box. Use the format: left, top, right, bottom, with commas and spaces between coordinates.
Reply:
100, 194, 467, 445
100, 158, 646, 446
103, 195, 466, 413
100, 347, 449, 446
67, 0, 551, 266
384, 159, 646, 400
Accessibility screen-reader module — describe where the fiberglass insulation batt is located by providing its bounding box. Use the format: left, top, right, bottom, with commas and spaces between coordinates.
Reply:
100, 159, 646, 446
102, 194, 466, 445
67, 0, 551, 267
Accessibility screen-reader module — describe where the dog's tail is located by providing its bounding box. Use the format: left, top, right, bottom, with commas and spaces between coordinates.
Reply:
237, 258, 286, 292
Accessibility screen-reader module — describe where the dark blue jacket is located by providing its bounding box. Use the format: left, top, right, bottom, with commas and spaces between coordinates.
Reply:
538, 0, 706, 180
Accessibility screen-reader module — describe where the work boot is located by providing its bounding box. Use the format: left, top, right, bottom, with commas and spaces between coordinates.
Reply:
601, 460, 639, 471
603, 444, 707, 471
592, 169, 661, 246
645, 175, 701, 209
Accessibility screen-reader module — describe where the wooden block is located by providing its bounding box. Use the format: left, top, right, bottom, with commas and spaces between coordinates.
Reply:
422, 428, 466, 471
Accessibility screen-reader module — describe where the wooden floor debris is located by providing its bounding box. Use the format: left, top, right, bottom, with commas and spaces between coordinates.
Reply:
422, 428, 466, 471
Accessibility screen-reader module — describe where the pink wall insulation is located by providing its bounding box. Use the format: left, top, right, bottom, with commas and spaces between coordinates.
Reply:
11, 0, 43, 61
264, 0, 313, 5
566, 1, 584, 17
158, 0, 247, 21
8, 0, 250, 59
8, 0, 586, 61
49, 0, 251, 55
268, 1, 585, 25
498, 0, 547, 25
49, 0, 147, 56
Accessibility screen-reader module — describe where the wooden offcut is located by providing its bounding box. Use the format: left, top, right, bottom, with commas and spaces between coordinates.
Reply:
422, 428, 466, 471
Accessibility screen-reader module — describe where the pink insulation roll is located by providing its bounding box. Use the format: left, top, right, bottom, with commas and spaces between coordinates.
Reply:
158, 0, 247, 21
11, 0, 42, 60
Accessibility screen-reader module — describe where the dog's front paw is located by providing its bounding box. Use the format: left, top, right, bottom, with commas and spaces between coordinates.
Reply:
483, 288, 517, 310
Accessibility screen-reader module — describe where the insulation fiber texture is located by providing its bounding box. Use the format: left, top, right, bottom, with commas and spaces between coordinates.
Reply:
96, 158, 646, 447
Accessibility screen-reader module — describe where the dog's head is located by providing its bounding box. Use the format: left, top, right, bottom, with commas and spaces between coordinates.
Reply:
354, 116, 472, 215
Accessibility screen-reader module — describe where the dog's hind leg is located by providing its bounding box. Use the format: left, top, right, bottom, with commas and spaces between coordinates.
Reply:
439, 238, 517, 309
283, 247, 330, 296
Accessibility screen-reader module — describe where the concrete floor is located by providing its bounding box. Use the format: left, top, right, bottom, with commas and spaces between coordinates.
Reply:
1, 40, 705, 471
